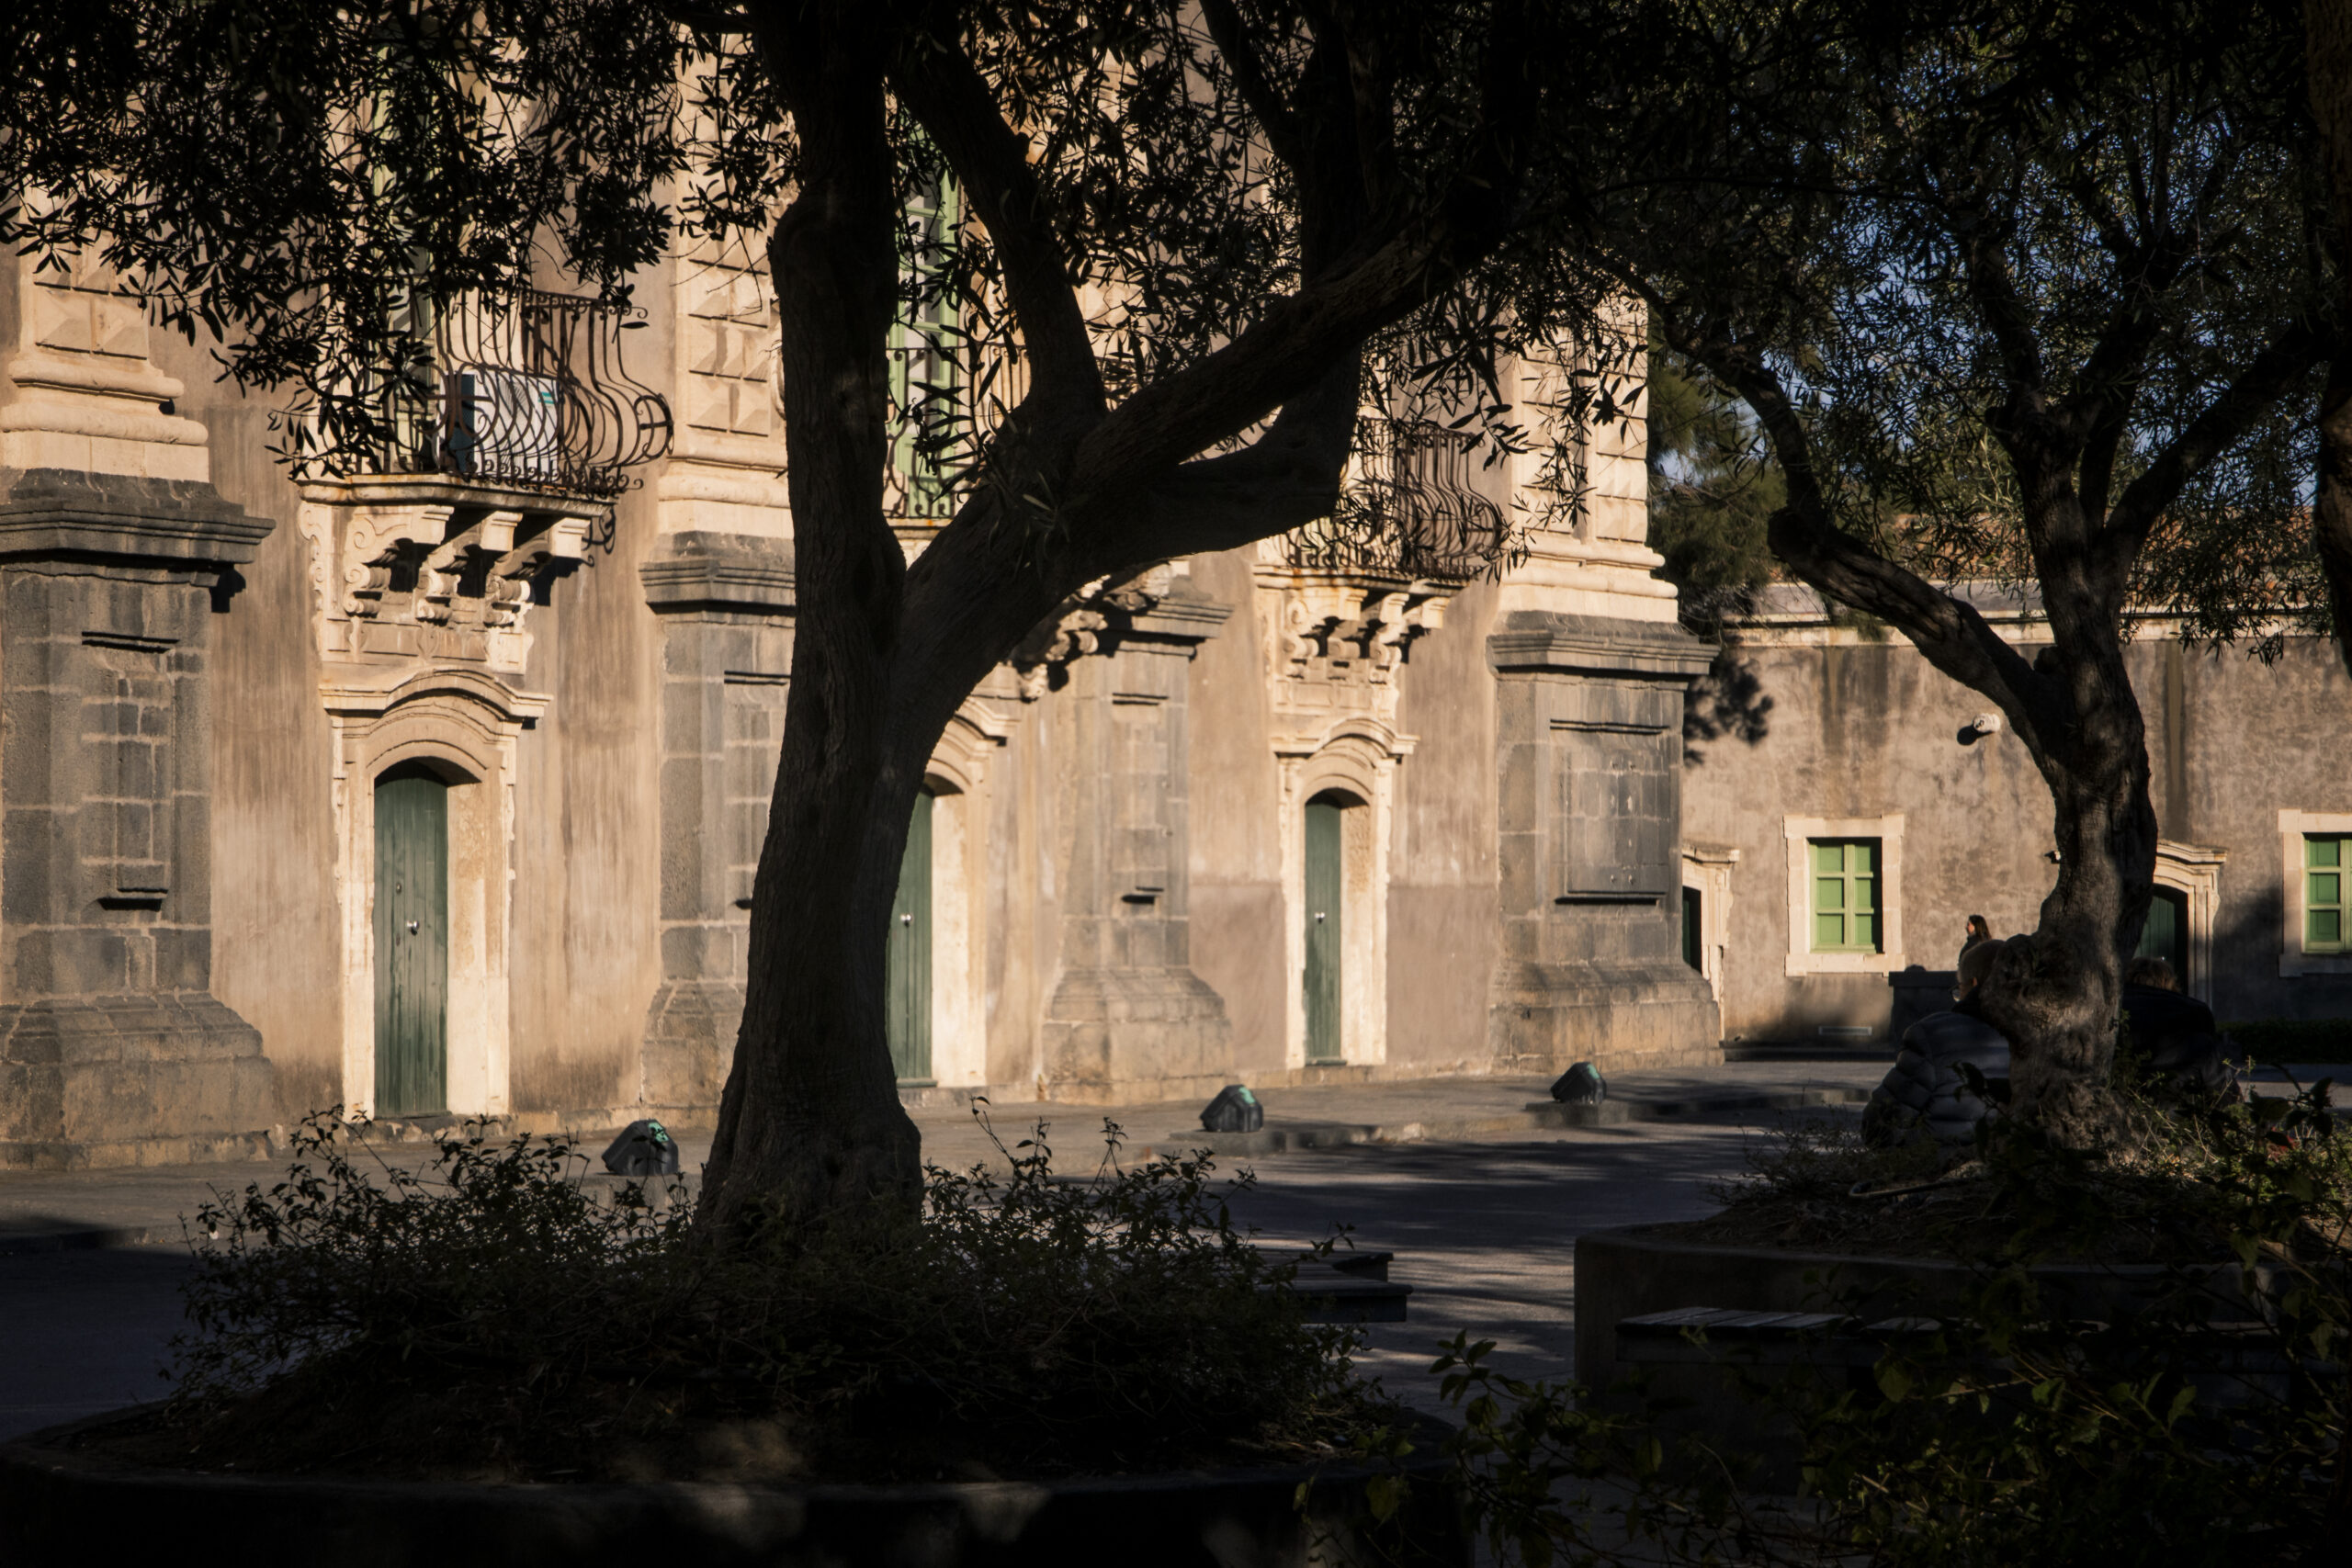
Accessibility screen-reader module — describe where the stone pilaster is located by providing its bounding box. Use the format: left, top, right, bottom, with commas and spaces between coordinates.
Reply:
1487, 612, 1723, 1074
637, 531, 795, 1113
1038, 580, 1235, 1103
0, 469, 276, 1166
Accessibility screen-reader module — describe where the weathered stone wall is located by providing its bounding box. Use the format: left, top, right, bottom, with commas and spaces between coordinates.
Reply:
1687, 598, 2352, 1041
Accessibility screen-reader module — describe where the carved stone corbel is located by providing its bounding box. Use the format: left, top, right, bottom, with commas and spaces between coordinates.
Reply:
342, 503, 457, 618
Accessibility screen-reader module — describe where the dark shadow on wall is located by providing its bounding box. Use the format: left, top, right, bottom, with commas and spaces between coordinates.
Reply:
1683, 648, 1772, 766
2207, 874, 2352, 1026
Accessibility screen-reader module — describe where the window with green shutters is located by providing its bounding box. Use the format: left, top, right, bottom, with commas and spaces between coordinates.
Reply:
2308, 835, 2349, 953
1809, 838, 1883, 953
890, 165, 964, 519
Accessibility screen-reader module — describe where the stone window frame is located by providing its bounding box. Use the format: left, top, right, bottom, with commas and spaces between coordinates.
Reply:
1783, 814, 1906, 976
2279, 810, 2352, 977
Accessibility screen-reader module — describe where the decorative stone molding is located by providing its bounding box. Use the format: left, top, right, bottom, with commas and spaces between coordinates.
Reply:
322, 667, 548, 1120
660, 241, 794, 540
296, 475, 602, 672
2, 250, 215, 483
2150, 840, 2225, 999
1246, 541, 1459, 1071
1681, 843, 1740, 1005
1010, 565, 1182, 700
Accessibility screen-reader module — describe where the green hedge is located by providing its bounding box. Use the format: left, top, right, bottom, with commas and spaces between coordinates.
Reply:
2222, 1018, 2352, 1065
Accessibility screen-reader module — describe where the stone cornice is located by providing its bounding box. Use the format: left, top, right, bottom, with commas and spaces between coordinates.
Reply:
639, 531, 797, 615
1487, 612, 1714, 681
1125, 589, 1232, 645
0, 468, 272, 568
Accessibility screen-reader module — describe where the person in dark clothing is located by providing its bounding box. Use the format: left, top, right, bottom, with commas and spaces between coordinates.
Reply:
1864, 937, 2011, 1149
2120, 956, 2236, 1095
1959, 914, 1993, 973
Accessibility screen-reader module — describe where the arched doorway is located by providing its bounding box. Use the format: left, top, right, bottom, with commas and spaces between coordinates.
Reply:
887, 788, 935, 1082
374, 761, 450, 1116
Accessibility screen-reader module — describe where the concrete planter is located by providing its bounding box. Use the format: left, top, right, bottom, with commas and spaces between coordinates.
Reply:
1574, 1224, 2256, 1390
1573, 1224, 2267, 1489
0, 1411, 1467, 1568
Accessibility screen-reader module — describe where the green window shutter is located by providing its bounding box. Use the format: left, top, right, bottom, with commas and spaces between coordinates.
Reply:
2309, 835, 2347, 953
1809, 838, 1883, 953
892, 164, 963, 518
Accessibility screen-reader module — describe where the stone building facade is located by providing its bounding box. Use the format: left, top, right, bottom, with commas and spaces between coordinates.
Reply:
1681, 585, 2352, 1042
0, 242, 1723, 1167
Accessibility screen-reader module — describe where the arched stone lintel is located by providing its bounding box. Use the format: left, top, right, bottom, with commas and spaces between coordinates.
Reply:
322, 668, 539, 1123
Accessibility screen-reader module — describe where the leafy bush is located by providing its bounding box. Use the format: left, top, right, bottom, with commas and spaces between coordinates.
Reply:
2222, 1016, 2352, 1065
141, 1111, 1383, 1483
1420, 1088, 2352, 1565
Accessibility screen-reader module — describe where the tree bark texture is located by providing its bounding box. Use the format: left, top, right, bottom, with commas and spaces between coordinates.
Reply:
2310, 0, 2352, 680
697, 3, 1536, 1228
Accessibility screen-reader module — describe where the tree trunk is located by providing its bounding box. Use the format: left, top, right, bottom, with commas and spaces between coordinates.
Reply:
697, 5, 924, 1234
2309, 0, 2352, 680
1984, 632, 2159, 1149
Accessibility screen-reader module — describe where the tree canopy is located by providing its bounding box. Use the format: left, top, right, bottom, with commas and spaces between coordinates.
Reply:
1590, 0, 2333, 1143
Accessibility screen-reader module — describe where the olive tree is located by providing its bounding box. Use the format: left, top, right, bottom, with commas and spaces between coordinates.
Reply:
6, 0, 1701, 1224
1589, 0, 2331, 1145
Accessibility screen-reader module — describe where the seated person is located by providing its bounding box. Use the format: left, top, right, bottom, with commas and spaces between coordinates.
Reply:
1863, 938, 2011, 1149
2120, 956, 2235, 1095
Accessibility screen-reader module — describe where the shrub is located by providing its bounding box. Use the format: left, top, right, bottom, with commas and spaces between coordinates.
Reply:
2222, 1016, 2352, 1066
142, 1110, 1384, 1483
1424, 1087, 2352, 1565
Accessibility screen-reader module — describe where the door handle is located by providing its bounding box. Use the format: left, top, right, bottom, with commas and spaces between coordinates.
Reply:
406, 920, 420, 934
899, 913, 912, 926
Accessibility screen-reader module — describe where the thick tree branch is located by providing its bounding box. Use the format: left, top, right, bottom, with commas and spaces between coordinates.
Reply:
1665, 314, 2062, 753
1058, 0, 1532, 527
2097, 316, 2324, 569
1199, 0, 1306, 172
889, 33, 1105, 419
2307, 0, 2352, 680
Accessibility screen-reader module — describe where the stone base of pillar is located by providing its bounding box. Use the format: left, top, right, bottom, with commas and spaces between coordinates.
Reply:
638, 978, 743, 1114
1039, 967, 1235, 1106
0, 993, 273, 1169
1487, 959, 1724, 1076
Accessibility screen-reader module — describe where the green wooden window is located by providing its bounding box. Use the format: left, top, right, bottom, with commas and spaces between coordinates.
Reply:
2308, 835, 2349, 953
891, 166, 963, 518
1809, 839, 1882, 953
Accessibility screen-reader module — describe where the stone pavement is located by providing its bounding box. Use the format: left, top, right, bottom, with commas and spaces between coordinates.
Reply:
0, 1061, 1891, 1439
0, 1060, 1887, 1249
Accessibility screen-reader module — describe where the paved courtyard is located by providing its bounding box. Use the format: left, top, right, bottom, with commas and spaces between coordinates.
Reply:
0, 1063, 1888, 1438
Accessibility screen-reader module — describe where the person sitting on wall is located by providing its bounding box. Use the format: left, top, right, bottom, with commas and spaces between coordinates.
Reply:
2120, 955, 2238, 1097
1863, 937, 2011, 1150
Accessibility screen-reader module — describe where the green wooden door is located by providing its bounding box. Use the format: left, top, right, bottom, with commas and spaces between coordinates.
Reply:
887, 791, 933, 1081
2135, 886, 2188, 978
1681, 886, 1703, 972
1304, 796, 1344, 1064
374, 763, 448, 1116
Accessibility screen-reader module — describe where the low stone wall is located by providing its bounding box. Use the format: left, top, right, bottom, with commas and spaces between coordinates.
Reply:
1572, 1224, 2255, 1393
2, 1413, 1468, 1568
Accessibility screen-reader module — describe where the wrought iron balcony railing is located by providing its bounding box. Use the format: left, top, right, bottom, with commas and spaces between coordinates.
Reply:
1284, 416, 1507, 584
321, 287, 672, 500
